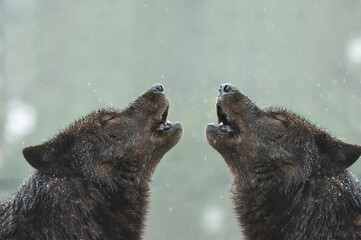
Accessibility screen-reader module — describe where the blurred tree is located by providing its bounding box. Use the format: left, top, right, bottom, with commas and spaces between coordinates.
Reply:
0, 0, 4, 130
0, 0, 6, 166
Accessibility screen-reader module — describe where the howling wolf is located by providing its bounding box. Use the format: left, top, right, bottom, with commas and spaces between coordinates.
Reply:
0, 84, 182, 240
207, 83, 361, 240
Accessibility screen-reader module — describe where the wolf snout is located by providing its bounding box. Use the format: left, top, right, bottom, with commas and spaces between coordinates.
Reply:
218, 83, 235, 97
151, 83, 165, 93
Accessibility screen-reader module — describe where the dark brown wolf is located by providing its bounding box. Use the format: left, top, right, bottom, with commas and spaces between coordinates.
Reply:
0, 84, 182, 240
206, 83, 361, 240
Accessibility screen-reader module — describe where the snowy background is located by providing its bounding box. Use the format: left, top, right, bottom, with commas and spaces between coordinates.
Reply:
1, 1, 361, 239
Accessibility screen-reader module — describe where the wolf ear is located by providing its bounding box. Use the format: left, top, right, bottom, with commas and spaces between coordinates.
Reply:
315, 133, 361, 169
23, 134, 75, 173
23, 144, 47, 170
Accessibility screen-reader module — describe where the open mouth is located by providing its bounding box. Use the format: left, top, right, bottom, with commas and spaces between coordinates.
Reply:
216, 104, 236, 133
155, 105, 173, 132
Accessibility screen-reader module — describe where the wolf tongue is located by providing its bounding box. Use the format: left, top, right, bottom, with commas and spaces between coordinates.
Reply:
156, 123, 171, 131
225, 125, 233, 132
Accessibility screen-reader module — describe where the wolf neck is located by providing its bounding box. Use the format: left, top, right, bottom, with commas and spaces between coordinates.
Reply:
92, 175, 151, 240
13, 172, 150, 240
232, 172, 361, 239
235, 180, 303, 238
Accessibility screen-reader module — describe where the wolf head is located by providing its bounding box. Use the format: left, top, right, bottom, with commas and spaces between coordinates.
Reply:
23, 84, 182, 184
206, 83, 361, 183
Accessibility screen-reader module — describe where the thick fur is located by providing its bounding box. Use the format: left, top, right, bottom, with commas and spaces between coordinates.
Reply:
0, 85, 182, 240
206, 84, 361, 240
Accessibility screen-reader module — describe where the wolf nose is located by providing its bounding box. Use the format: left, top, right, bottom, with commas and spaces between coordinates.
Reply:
152, 83, 164, 93
219, 83, 235, 96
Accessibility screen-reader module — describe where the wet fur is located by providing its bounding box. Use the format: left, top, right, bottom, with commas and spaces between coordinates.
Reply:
207, 84, 361, 240
0, 86, 182, 240
0, 173, 150, 239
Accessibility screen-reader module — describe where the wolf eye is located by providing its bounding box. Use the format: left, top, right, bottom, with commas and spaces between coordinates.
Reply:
271, 115, 284, 122
103, 115, 117, 122
100, 115, 119, 126
270, 113, 287, 122
269, 114, 288, 128
271, 115, 282, 121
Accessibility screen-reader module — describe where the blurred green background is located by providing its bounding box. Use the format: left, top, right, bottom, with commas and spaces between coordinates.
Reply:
1, 1, 361, 239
